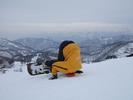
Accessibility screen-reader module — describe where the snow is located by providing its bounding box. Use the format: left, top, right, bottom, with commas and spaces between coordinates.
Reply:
0, 57, 133, 100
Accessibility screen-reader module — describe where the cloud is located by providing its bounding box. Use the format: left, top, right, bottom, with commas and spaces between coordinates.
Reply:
0, 22, 130, 34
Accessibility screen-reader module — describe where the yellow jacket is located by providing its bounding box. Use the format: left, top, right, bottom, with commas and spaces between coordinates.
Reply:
52, 43, 82, 74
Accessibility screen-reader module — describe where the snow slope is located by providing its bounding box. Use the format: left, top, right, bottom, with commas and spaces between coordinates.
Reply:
0, 57, 133, 100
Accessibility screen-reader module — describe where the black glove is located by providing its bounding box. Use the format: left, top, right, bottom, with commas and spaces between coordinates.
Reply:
49, 74, 58, 80
45, 60, 53, 67
45, 60, 58, 67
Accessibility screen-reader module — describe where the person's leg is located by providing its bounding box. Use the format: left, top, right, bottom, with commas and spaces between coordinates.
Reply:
49, 61, 70, 80
49, 65, 69, 80
52, 65, 68, 75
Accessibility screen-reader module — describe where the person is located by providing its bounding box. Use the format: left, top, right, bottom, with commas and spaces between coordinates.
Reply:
45, 40, 83, 80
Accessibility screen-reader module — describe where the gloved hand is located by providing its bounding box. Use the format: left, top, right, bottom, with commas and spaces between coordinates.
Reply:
45, 60, 53, 67
45, 60, 58, 67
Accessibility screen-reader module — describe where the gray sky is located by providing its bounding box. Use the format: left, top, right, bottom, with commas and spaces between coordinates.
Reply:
0, 0, 133, 39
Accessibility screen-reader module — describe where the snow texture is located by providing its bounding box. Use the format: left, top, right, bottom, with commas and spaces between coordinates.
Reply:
0, 57, 133, 100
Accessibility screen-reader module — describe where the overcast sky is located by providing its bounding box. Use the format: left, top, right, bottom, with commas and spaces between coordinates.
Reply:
0, 0, 133, 39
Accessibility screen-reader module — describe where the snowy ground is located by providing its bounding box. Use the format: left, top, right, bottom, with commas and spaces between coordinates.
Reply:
0, 57, 133, 100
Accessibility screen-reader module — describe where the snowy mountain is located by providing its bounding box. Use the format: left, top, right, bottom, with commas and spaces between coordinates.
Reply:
1, 33, 133, 64
13, 33, 133, 63
114, 43, 133, 57
82, 41, 133, 63
0, 38, 34, 56
0, 51, 12, 59
0, 57, 133, 100
15, 38, 59, 50
0, 38, 35, 63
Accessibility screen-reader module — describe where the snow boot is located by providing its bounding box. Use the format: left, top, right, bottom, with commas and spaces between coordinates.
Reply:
75, 70, 83, 74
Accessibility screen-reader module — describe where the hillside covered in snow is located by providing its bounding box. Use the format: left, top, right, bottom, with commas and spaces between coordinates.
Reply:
0, 57, 133, 100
